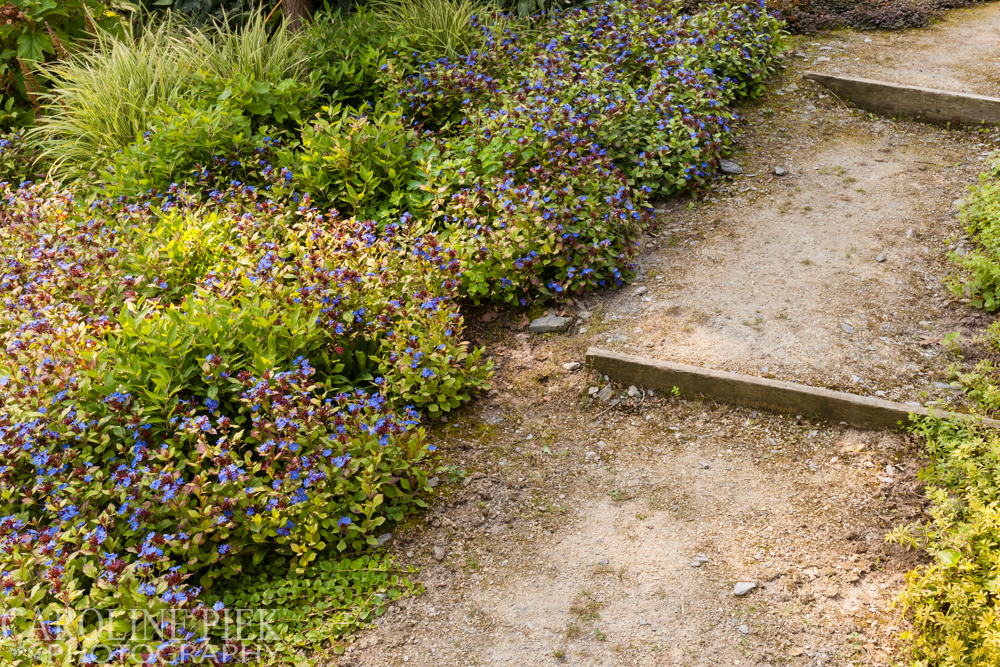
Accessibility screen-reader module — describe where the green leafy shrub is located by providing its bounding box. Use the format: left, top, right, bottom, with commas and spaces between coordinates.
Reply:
417, 127, 648, 304
102, 101, 259, 197
889, 418, 1000, 667
394, 0, 782, 303
953, 359, 1000, 417
301, 7, 411, 109
0, 128, 46, 183
0, 0, 129, 128
282, 104, 419, 218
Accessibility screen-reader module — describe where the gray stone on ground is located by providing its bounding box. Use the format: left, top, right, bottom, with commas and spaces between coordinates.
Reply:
876, 254, 887, 263
529, 315, 573, 334
627, 385, 640, 397
739, 625, 750, 635
433, 546, 446, 562
691, 554, 710, 568
634, 286, 648, 296
376, 533, 393, 547
840, 322, 855, 334
774, 166, 786, 176
597, 386, 614, 402
588, 386, 599, 396
720, 159, 744, 175
562, 362, 581, 371
427, 476, 440, 488
734, 582, 757, 596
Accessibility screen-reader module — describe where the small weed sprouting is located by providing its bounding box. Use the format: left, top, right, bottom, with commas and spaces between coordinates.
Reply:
942, 331, 962, 357
464, 554, 481, 573
570, 591, 605, 623
436, 464, 468, 484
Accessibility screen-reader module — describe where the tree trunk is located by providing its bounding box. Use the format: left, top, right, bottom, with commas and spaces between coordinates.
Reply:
282, 0, 313, 31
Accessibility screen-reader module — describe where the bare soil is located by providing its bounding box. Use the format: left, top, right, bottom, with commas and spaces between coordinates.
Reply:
335, 8, 1000, 667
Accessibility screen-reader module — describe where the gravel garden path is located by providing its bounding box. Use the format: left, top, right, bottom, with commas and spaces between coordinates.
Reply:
596, 0, 1000, 410
338, 7, 1000, 667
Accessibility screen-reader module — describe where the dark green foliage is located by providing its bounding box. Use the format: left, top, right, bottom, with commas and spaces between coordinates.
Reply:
0, 128, 46, 182
139, 0, 265, 24
0, 0, 128, 128
300, 7, 414, 109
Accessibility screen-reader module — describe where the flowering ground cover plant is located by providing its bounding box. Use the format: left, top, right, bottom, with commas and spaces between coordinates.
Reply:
0, 181, 488, 663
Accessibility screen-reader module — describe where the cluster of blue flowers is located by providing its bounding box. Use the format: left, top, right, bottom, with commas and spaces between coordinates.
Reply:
0, 175, 488, 662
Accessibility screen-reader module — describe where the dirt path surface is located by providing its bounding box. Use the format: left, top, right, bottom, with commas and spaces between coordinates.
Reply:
336, 9, 1000, 667
815, 2, 1000, 97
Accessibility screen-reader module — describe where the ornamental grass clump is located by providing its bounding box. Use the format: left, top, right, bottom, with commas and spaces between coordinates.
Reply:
0, 181, 490, 661
31, 18, 198, 172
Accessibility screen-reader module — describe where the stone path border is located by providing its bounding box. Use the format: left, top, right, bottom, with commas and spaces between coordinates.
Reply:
586, 347, 1000, 431
804, 71, 1000, 126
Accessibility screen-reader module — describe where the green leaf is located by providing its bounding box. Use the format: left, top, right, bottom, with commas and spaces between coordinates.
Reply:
938, 549, 961, 568
16, 31, 53, 61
